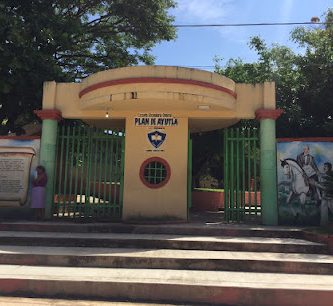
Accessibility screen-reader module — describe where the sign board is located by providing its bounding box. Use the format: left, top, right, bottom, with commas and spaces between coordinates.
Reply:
0, 139, 40, 207
134, 113, 178, 127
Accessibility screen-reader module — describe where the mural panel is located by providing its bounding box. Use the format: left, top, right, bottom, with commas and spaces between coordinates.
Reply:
277, 140, 333, 226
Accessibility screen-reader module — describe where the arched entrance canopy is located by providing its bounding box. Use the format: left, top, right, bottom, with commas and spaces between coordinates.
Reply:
42, 65, 275, 132
39, 66, 280, 225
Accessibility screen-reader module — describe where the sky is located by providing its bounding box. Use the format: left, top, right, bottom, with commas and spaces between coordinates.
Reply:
152, 0, 333, 71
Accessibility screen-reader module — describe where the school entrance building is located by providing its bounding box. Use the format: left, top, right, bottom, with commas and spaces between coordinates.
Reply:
35, 66, 282, 225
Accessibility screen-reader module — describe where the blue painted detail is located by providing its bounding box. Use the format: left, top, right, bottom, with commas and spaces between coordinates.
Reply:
147, 130, 166, 148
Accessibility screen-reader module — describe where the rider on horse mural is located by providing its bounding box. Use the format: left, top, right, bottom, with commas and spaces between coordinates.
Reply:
296, 145, 321, 204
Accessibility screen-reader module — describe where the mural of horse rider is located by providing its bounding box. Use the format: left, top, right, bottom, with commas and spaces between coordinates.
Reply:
280, 159, 309, 216
311, 162, 333, 226
296, 145, 320, 204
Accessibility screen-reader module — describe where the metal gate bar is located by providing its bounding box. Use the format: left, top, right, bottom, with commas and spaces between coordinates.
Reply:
187, 132, 192, 210
53, 125, 125, 220
224, 128, 260, 222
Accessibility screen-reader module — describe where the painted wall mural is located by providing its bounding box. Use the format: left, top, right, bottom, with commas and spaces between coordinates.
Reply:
0, 138, 40, 208
277, 140, 333, 226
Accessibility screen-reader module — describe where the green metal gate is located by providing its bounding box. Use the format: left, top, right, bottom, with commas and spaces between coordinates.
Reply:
224, 128, 260, 222
53, 125, 125, 220
187, 132, 192, 212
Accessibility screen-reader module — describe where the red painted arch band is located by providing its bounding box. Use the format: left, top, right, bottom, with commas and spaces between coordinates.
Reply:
34, 109, 62, 121
79, 77, 237, 99
277, 137, 333, 142
255, 108, 284, 120
0, 136, 40, 140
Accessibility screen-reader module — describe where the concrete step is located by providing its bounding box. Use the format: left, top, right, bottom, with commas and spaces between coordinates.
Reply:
0, 221, 305, 239
0, 231, 327, 254
0, 245, 333, 274
1, 265, 333, 306
0, 297, 178, 306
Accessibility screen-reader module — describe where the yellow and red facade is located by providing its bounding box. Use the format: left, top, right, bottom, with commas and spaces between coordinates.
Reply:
39, 66, 280, 224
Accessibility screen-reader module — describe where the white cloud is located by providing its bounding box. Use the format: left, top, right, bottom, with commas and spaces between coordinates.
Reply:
173, 0, 247, 49
172, 0, 257, 57
175, 0, 235, 23
280, 0, 294, 22
277, 0, 294, 42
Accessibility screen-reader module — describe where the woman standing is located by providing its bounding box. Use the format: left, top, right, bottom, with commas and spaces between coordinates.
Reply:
31, 165, 47, 220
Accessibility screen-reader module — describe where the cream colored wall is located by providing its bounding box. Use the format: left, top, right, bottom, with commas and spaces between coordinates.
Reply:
42, 66, 240, 122
79, 82, 236, 112
235, 82, 276, 119
42, 81, 57, 109
122, 113, 188, 221
43, 80, 275, 124
79, 66, 236, 94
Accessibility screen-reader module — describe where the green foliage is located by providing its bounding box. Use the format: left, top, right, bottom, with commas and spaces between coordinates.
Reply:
215, 9, 333, 137
0, 0, 176, 133
290, 11, 333, 136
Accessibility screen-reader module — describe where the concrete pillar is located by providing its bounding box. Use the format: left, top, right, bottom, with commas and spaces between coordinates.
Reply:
34, 110, 62, 219
255, 109, 283, 226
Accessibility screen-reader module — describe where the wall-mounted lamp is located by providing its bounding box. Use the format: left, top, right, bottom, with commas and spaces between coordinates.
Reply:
105, 111, 109, 118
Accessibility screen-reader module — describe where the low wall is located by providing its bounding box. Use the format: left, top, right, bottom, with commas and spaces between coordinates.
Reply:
54, 183, 120, 203
192, 190, 261, 211
192, 191, 224, 211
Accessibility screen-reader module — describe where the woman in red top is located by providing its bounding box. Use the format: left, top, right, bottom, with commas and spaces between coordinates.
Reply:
31, 165, 47, 220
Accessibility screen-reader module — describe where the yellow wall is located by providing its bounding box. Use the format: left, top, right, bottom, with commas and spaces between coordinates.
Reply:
235, 82, 276, 118
42, 75, 275, 128
123, 113, 188, 221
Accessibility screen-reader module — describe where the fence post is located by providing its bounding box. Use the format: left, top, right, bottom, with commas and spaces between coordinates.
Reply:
34, 110, 62, 219
187, 131, 192, 213
255, 109, 283, 225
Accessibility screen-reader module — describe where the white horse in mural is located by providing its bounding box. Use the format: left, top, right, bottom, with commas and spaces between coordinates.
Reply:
280, 158, 310, 215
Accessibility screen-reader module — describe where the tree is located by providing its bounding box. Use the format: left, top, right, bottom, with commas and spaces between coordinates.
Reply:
215, 38, 305, 136
215, 9, 333, 137
0, 0, 176, 134
291, 10, 333, 136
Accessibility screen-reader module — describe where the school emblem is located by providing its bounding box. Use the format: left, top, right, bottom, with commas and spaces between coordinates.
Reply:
147, 130, 166, 148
